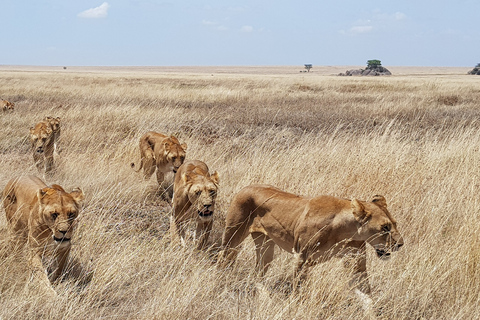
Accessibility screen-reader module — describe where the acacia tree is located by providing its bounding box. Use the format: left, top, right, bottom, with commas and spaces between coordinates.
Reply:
304, 64, 313, 72
367, 60, 382, 68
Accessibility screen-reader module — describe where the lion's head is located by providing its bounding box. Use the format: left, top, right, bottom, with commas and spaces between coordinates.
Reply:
36, 185, 84, 244
1, 100, 14, 111
163, 136, 187, 173
30, 122, 54, 154
182, 168, 219, 220
44, 116, 61, 133
351, 195, 403, 259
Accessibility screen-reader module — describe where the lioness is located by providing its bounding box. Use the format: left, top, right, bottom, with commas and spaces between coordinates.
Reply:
172, 160, 219, 249
219, 184, 403, 299
2, 175, 84, 296
131, 131, 187, 186
43, 116, 61, 153
30, 119, 56, 175
1, 99, 15, 111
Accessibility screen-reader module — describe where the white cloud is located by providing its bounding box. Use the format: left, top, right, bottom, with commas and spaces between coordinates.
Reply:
202, 20, 217, 26
78, 2, 110, 19
350, 26, 373, 34
340, 10, 405, 35
241, 25, 253, 33
202, 20, 228, 31
394, 12, 407, 21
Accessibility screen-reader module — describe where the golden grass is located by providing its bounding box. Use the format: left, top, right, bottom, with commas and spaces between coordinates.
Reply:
1, 66, 480, 319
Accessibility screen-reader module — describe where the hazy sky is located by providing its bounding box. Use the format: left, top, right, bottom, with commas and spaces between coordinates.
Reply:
2, 0, 479, 67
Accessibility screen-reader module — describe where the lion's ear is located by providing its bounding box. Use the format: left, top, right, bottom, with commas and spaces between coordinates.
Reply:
70, 188, 85, 204
51, 184, 66, 192
29, 127, 35, 135
182, 173, 191, 184
181, 143, 187, 150
210, 171, 219, 185
372, 195, 387, 209
37, 188, 50, 204
352, 199, 370, 223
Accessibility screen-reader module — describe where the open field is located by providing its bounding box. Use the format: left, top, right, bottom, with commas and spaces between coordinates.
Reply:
1, 66, 480, 319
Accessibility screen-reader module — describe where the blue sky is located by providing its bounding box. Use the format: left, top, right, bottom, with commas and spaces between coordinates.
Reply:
2, 0, 479, 67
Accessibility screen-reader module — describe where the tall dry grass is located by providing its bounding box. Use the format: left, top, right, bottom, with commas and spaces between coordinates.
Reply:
1, 67, 480, 319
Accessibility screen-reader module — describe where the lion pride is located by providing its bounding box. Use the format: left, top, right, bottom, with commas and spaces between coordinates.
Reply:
219, 184, 403, 300
131, 131, 187, 186
30, 118, 58, 176
2, 175, 84, 296
172, 160, 219, 249
1, 99, 14, 111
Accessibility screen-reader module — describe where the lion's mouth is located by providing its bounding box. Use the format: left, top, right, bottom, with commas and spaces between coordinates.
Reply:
198, 210, 213, 218
53, 236, 71, 243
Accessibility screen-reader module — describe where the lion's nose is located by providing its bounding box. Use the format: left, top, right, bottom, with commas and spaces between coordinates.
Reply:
59, 230, 67, 235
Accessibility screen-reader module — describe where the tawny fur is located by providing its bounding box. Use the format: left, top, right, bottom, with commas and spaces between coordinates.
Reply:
131, 131, 187, 186
219, 184, 403, 296
2, 175, 84, 296
172, 160, 219, 249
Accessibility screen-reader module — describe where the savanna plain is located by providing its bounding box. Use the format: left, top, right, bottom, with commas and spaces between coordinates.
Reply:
0, 66, 479, 319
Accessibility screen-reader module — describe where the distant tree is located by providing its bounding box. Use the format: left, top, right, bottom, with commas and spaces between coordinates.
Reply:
304, 64, 313, 72
476, 63, 480, 68
367, 60, 382, 68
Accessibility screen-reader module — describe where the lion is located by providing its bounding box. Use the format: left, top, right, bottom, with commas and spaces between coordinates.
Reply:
30, 119, 56, 176
43, 116, 61, 153
131, 131, 187, 186
1, 99, 15, 111
219, 184, 403, 303
172, 160, 219, 249
2, 175, 84, 296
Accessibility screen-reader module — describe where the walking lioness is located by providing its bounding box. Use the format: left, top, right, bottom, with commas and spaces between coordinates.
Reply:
172, 160, 219, 249
131, 131, 187, 186
2, 175, 84, 296
30, 118, 56, 176
219, 184, 403, 299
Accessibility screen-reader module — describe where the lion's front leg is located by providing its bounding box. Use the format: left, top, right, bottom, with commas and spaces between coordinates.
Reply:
32, 152, 44, 174
293, 251, 310, 289
28, 247, 57, 296
196, 219, 213, 250
170, 215, 188, 247
252, 232, 275, 277
50, 246, 70, 282
343, 247, 373, 311
155, 170, 165, 186
343, 247, 371, 295
45, 153, 55, 176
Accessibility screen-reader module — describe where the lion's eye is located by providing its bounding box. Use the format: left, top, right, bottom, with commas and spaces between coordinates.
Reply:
382, 224, 391, 233
195, 190, 202, 196
180, 157, 185, 162
172, 157, 176, 161
51, 213, 59, 220
42, 138, 47, 142
68, 212, 76, 220
209, 190, 216, 197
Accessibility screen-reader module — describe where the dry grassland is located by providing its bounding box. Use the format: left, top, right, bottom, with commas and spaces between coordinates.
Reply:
0, 66, 479, 319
